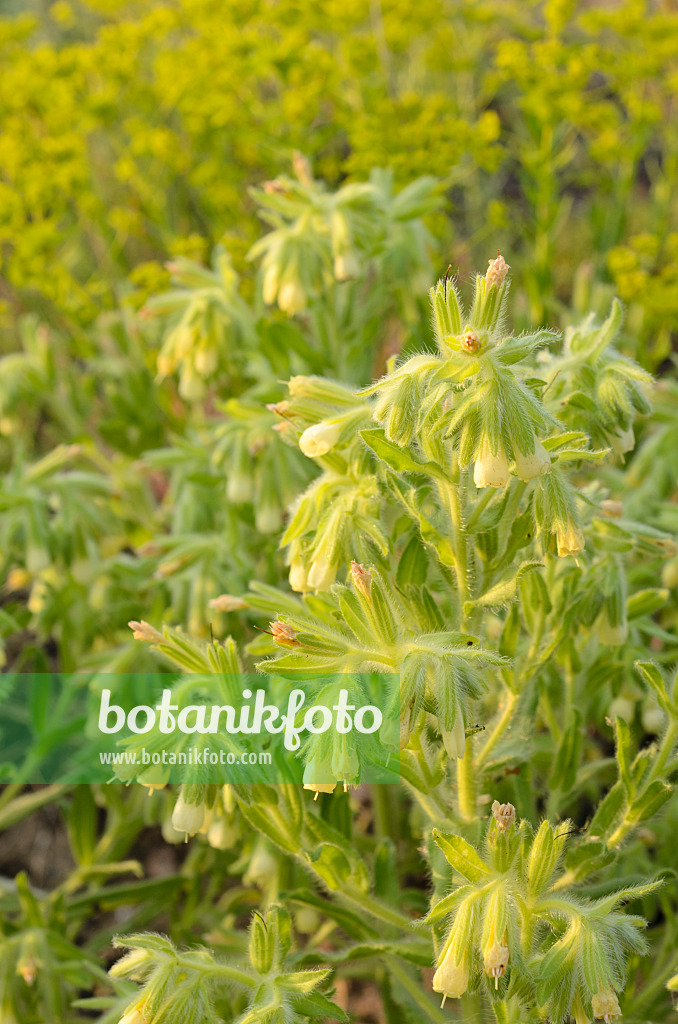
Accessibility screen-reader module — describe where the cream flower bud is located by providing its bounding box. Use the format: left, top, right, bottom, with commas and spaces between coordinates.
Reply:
491, 800, 516, 832
299, 420, 343, 458
474, 438, 510, 489
262, 264, 280, 305
601, 499, 623, 517
432, 948, 469, 1002
277, 277, 306, 315
288, 560, 309, 592
334, 250, 359, 281
171, 792, 205, 837
441, 708, 466, 760
209, 594, 249, 612
610, 426, 635, 455
207, 816, 239, 850
307, 557, 336, 591
483, 942, 509, 988
513, 439, 551, 481
556, 523, 586, 558
592, 988, 622, 1023
485, 253, 510, 288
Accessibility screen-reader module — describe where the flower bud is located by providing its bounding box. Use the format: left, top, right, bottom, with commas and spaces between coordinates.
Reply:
485, 253, 509, 288
556, 523, 585, 558
641, 701, 666, 734
289, 560, 309, 592
661, 558, 678, 589
109, 948, 153, 980
441, 708, 466, 761
295, 906, 321, 934
513, 439, 551, 481
609, 426, 635, 455
458, 330, 480, 354
592, 988, 621, 1023
299, 420, 343, 458
171, 791, 205, 838
334, 250, 359, 281
483, 942, 509, 988
432, 949, 469, 1004
209, 594, 249, 612
244, 841, 278, 888
207, 815, 239, 850
600, 499, 623, 517
474, 438, 510, 489
491, 800, 516, 832
277, 276, 306, 315
249, 913, 274, 975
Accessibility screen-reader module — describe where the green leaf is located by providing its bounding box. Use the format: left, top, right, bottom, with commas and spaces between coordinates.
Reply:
431, 830, 491, 883
463, 560, 542, 614
360, 428, 441, 477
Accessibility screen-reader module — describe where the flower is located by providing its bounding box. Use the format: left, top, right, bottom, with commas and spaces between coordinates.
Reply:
513, 439, 551, 481
458, 330, 480, 354
299, 420, 342, 458
270, 621, 300, 646
277, 277, 306, 315
483, 942, 509, 988
609, 426, 635, 455
592, 988, 622, 1023
209, 594, 248, 612
441, 708, 466, 760
128, 620, 164, 643
350, 560, 372, 600
432, 948, 469, 1004
334, 250, 359, 281
485, 253, 510, 288
491, 800, 516, 832
600, 499, 623, 517
289, 560, 309, 592
307, 557, 336, 591
171, 792, 205, 838
303, 756, 337, 798
207, 816, 239, 850
474, 438, 510, 488
556, 523, 586, 558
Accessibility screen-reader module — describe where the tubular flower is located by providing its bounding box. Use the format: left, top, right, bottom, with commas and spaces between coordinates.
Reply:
609, 426, 635, 455
303, 755, 337, 798
299, 420, 343, 458
432, 948, 469, 1004
592, 989, 622, 1024
307, 557, 336, 591
441, 707, 466, 760
513, 439, 551, 481
556, 522, 586, 558
483, 942, 509, 989
474, 438, 510, 489
288, 560, 309, 592
171, 793, 205, 838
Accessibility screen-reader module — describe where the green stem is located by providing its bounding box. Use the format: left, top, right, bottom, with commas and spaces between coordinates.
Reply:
457, 736, 476, 822
477, 692, 518, 769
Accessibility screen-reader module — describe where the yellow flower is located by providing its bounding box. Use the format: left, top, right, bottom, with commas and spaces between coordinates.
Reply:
513, 439, 551, 481
474, 438, 510, 489
592, 988, 622, 1024
483, 941, 509, 988
299, 420, 343, 458
556, 523, 585, 558
432, 948, 469, 1004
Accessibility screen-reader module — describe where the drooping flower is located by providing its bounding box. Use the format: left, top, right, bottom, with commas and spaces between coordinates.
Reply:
556, 522, 586, 558
609, 426, 635, 456
513, 439, 551, 481
171, 792, 205, 838
306, 557, 336, 591
592, 988, 622, 1024
432, 948, 469, 1004
483, 942, 509, 989
474, 438, 510, 489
